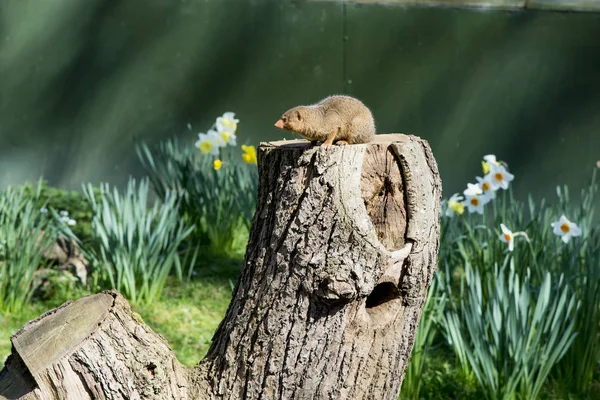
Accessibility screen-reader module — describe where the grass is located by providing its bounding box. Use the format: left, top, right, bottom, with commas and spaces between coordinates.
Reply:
133, 258, 240, 365
0, 257, 240, 370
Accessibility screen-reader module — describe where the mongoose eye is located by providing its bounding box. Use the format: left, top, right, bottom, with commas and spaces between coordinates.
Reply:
296, 111, 302, 121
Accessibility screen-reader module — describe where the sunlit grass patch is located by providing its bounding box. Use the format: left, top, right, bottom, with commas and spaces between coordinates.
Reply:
134, 275, 236, 366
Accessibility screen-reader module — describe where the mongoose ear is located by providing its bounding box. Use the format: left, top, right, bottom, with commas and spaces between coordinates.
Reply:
296, 110, 302, 121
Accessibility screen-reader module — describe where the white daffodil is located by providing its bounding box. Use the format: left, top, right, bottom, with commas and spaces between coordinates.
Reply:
216, 112, 238, 146
463, 183, 489, 214
40, 207, 48, 214
217, 126, 237, 146
207, 129, 226, 147
60, 210, 69, 217
487, 163, 514, 190
216, 112, 239, 134
476, 175, 496, 201
195, 132, 220, 155
464, 193, 487, 215
498, 223, 530, 251
499, 223, 515, 251
484, 154, 499, 165
551, 215, 582, 243
463, 183, 483, 196
445, 193, 465, 217
67, 219, 77, 226
482, 154, 500, 174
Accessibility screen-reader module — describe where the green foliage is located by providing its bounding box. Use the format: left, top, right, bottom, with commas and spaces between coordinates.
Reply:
400, 277, 447, 400
440, 259, 578, 400
21, 179, 98, 244
402, 347, 484, 400
33, 268, 92, 303
136, 136, 258, 257
550, 170, 600, 397
437, 161, 599, 399
0, 180, 75, 313
82, 177, 194, 305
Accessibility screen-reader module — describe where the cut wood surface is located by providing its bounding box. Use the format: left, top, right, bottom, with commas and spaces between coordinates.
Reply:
0, 134, 441, 400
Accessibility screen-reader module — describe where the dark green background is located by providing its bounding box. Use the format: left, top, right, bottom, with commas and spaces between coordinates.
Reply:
1, 0, 598, 203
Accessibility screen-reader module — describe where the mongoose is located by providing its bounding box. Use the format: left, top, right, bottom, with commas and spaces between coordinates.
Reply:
274, 95, 376, 148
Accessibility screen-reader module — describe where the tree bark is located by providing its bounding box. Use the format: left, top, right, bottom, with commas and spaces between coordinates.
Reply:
0, 134, 441, 400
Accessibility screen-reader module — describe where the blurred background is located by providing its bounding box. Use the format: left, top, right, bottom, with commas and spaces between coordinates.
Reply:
1, 0, 599, 201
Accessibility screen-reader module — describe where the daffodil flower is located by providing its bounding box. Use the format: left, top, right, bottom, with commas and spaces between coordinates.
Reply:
213, 159, 223, 171
242, 144, 257, 165
195, 131, 222, 155
195, 133, 216, 155
482, 154, 500, 174
464, 193, 486, 214
487, 164, 514, 190
217, 126, 237, 146
40, 207, 48, 214
208, 129, 226, 147
499, 223, 515, 251
216, 112, 239, 133
445, 193, 465, 217
476, 175, 496, 201
67, 219, 77, 226
463, 183, 489, 214
551, 215, 582, 243
463, 183, 483, 196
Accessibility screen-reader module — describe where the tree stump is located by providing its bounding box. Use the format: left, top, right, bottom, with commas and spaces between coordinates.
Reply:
0, 134, 441, 400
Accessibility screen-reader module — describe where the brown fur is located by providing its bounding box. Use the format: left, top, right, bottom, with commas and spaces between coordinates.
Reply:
274, 95, 376, 146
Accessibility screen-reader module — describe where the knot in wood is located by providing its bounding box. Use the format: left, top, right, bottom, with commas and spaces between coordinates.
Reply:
316, 278, 356, 304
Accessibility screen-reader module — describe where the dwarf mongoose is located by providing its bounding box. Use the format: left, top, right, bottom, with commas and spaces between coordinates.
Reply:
274, 95, 376, 148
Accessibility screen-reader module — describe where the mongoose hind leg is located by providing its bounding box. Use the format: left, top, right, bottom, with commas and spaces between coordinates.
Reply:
335, 140, 349, 146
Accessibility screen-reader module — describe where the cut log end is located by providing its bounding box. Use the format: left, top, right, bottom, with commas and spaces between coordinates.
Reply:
14, 293, 114, 377
1, 291, 190, 400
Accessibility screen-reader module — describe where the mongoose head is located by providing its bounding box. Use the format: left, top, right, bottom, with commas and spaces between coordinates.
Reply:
274, 107, 306, 133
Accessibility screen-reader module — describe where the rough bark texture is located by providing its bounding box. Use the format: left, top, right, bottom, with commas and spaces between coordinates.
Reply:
0, 292, 190, 400
0, 134, 441, 400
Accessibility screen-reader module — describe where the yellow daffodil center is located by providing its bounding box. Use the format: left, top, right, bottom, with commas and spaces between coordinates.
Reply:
504, 233, 512, 242
470, 198, 479, 206
560, 223, 570, 233
222, 119, 237, 131
199, 141, 213, 154
449, 201, 465, 215
213, 159, 223, 170
482, 182, 490, 191
482, 161, 490, 174
220, 131, 232, 143
494, 173, 504, 181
